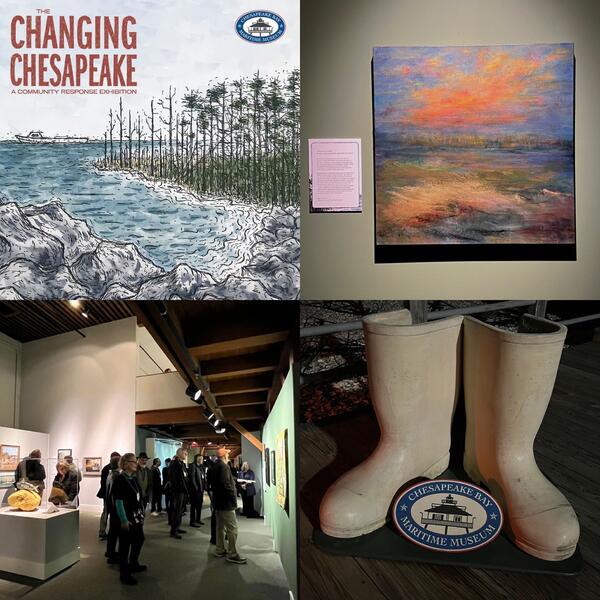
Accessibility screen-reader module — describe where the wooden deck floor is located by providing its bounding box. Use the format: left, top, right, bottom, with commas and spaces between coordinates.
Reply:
299, 341, 600, 600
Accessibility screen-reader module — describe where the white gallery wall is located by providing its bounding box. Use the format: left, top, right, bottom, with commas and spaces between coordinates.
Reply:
136, 371, 191, 412
0, 332, 21, 428
19, 318, 138, 507
0, 425, 48, 505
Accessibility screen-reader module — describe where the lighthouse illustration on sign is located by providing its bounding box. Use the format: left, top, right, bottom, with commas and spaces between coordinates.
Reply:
248, 17, 273, 36
419, 494, 475, 535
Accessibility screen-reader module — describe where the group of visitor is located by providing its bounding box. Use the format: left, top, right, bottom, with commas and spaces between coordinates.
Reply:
97, 446, 253, 585
14, 449, 82, 506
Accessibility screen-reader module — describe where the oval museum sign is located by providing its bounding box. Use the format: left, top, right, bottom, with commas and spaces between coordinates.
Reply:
393, 480, 503, 552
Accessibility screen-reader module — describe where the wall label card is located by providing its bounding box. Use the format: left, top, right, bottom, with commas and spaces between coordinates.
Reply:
309, 138, 362, 212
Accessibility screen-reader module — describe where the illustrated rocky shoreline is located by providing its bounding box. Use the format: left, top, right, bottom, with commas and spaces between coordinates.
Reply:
0, 198, 299, 300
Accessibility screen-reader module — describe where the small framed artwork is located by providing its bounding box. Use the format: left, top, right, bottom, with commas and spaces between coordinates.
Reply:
270, 450, 276, 486
0, 472, 14, 488
83, 457, 102, 475
57, 449, 72, 461
264, 448, 271, 487
0, 444, 20, 471
372, 44, 575, 262
275, 429, 289, 513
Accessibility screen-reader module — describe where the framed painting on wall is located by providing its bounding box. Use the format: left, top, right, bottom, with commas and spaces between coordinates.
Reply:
0, 472, 14, 488
264, 447, 270, 487
271, 450, 276, 486
83, 457, 102, 475
57, 449, 72, 461
275, 429, 289, 513
0, 444, 20, 471
372, 43, 575, 263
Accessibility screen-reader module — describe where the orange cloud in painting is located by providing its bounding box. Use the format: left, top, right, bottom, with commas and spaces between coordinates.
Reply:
403, 50, 561, 129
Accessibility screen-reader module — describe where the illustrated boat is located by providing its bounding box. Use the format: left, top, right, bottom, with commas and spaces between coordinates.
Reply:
15, 131, 89, 144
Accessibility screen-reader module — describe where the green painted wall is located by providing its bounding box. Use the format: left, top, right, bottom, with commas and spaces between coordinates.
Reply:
262, 370, 297, 599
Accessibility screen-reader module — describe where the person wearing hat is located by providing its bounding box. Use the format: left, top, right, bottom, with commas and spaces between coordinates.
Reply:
211, 447, 246, 564
98, 452, 121, 539
135, 452, 151, 514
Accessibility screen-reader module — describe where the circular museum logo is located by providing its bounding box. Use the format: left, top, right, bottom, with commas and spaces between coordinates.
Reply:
235, 11, 285, 44
393, 480, 503, 552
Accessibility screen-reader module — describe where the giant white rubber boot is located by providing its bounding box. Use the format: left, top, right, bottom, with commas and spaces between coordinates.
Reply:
463, 315, 579, 561
319, 310, 463, 538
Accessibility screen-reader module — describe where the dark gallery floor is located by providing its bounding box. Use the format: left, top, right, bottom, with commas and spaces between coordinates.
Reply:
299, 340, 600, 600
0, 501, 289, 600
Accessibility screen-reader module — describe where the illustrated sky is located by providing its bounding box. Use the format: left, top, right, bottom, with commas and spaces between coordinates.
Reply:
0, 0, 299, 138
373, 44, 574, 140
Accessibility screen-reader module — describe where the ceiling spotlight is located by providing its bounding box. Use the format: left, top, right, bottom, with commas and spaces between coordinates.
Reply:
194, 389, 202, 401
213, 419, 221, 428
207, 441, 212, 445
68, 300, 81, 309
81, 311, 89, 318
216, 426, 226, 434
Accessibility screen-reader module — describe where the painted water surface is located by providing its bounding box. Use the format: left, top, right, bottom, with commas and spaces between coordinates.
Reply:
1, 142, 244, 269
0, 141, 299, 299
373, 44, 575, 245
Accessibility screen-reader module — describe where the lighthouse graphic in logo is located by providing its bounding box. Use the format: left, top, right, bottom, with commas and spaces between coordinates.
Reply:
247, 17, 273, 37
420, 494, 475, 535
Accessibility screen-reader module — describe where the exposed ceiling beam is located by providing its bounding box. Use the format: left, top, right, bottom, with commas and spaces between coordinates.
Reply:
203, 349, 279, 381
136, 406, 207, 426
221, 405, 266, 421
229, 419, 264, 453
217, 392, 267, 408
189, 331, 289, 361
267, 338, 294, 409
180, 300, 297, 348
210, 374, 272, 396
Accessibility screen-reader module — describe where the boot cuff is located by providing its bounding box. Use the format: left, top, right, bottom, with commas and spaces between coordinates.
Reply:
464, 315, 567, 345
363, 311, 463, 336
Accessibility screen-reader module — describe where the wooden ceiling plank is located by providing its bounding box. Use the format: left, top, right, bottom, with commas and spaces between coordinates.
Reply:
220, 405, 265, 421
189, 331, 289, 361
210, 374, 272, 396
202, 349, 279, 378
205, 366, 276, 382
216, 391, 267, 408
136, 406, 205, 426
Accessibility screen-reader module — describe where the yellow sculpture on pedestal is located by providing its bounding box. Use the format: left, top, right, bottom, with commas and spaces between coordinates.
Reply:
8, 481, 42, 511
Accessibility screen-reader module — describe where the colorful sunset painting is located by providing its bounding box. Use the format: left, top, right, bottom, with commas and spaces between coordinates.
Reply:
373, 44, 575, 248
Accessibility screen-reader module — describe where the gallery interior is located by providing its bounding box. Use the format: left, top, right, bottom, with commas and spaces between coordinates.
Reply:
299, 300, 599, 599
0, 300, 298, 599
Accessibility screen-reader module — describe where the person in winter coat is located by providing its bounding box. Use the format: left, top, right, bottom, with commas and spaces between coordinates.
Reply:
188, 452, 205, 527
162, 458, 172, 523
135, 452, 151, 513
97, 452, 121, 539
211, 447, 246, 564
167, 448, 188, 539
238, 462, 258, 517
112, 453, 147, 586
14, 449, 46, 496
49, 461, 78, 505
150, 458, 162, 515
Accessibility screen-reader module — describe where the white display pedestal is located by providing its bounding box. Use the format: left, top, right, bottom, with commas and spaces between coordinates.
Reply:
0, 506, 80, 580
